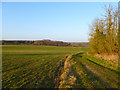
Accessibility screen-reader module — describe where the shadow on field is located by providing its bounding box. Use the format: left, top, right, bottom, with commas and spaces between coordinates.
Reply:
72, 52, 84, 58
86, 58, 118, 74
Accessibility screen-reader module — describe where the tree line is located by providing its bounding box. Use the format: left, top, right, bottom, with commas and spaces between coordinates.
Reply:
89, 4, 119, 54
1, 40, 70, 46
33, 40, 71, 46
1, 40, 89, 47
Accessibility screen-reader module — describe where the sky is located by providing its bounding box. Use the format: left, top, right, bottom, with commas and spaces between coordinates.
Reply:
2, 2, 118, 42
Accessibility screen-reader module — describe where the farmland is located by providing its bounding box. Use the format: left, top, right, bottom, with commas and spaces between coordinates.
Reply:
2, 45, 88, 88
2, 45, 118, 88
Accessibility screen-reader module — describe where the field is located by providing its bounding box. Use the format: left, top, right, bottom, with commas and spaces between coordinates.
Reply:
2, 45, 118, 88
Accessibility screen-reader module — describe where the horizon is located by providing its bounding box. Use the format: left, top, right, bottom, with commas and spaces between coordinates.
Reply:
2, 2, 117, 42
1, 39, 89, 43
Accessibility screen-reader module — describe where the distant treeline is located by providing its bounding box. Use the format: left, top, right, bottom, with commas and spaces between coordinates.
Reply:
1, 40, 89, 47
1, 40, 34, 45
70, 42, 89, 47
34, 40, 70, 46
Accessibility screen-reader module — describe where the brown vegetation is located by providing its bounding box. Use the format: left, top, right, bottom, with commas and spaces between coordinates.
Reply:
89, 4, 119, 55
94, 54, 118, 66
59, 55, 77, 88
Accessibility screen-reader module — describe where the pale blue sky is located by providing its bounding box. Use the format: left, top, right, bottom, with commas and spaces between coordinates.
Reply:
2, 2, 118, 42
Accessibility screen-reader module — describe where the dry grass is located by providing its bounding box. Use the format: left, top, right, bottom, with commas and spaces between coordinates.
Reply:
59, 55, 77, 88
87, 51, 118, 65
94, 54, 118, 64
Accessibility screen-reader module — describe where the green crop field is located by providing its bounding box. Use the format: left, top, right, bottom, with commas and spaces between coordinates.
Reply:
2, 45, 118, 88
2, 45, 88, 88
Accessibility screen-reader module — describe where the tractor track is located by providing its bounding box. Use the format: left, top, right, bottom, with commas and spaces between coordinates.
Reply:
58, 53, 114, 88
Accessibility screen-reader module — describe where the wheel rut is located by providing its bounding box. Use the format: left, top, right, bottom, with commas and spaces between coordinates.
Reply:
58, 53, 113, 88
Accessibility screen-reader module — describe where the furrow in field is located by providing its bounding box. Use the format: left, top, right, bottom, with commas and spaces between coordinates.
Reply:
54, 59, 65, 88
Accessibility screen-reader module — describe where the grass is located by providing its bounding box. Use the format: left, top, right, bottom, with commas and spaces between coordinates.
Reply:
70, 53, 119, 88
